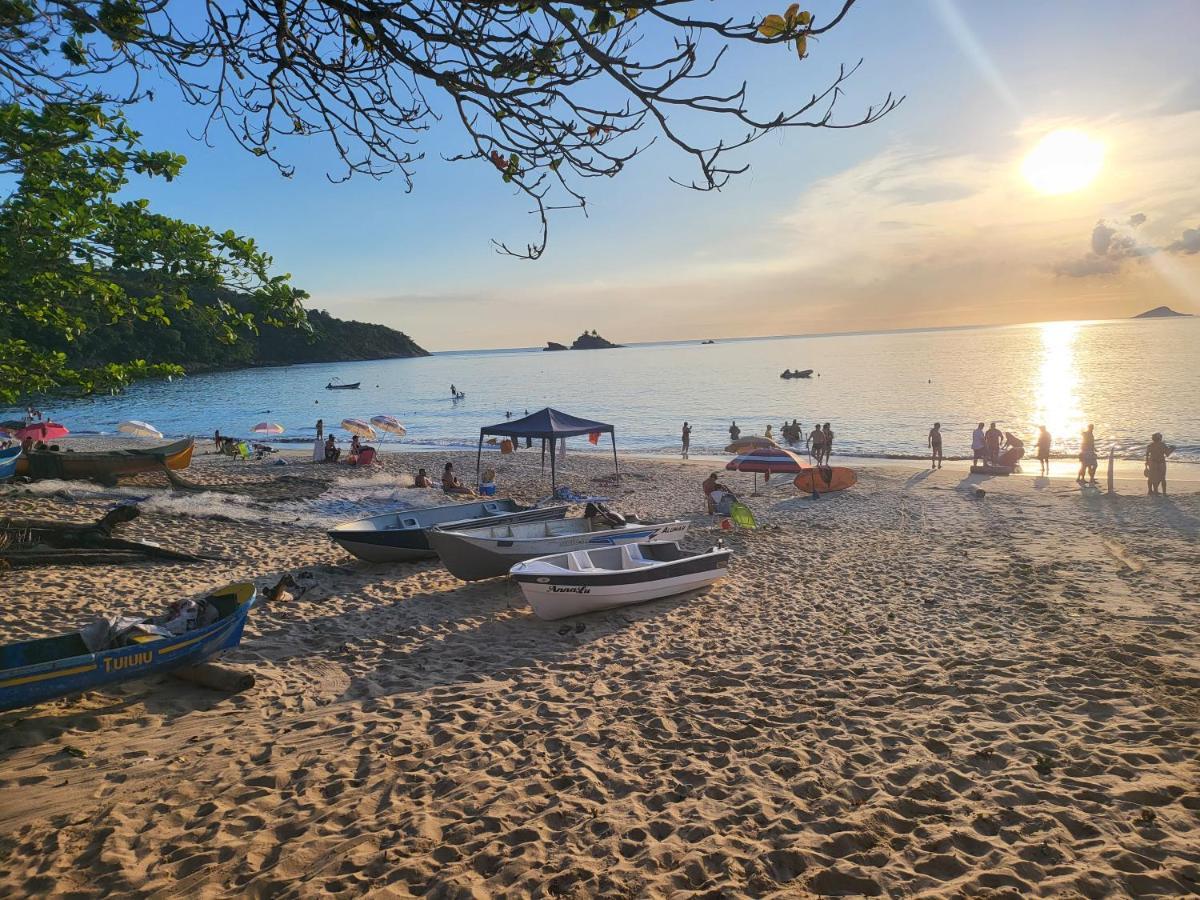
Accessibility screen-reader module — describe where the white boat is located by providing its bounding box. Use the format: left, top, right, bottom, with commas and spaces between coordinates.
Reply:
427, 514, 690, 582
510, 542, 732, 620
328, 500, 568, 563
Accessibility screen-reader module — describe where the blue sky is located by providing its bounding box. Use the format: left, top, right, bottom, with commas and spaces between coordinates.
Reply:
120, 1, 1200, 350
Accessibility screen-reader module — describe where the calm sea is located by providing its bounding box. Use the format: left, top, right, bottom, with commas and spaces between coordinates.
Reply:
7, 318, 1199, 463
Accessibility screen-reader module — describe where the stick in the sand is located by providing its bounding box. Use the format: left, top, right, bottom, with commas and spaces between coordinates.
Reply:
1107, 447, 1115, 495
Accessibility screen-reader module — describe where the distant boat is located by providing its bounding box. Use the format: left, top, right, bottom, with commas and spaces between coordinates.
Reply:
328, 500, 568, 563
701, 339, 716, 345
0, 583, 256, 712
780, 369, 813, 379
511, 541, 732, 620
326, 381, 361, 390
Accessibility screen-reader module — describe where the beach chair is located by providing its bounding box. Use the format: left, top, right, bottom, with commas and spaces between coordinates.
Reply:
236, 441, 251, 461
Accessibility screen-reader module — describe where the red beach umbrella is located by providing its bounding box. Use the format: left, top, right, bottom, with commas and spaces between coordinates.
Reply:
15, 421, 69, 441
726, 446, 809, 494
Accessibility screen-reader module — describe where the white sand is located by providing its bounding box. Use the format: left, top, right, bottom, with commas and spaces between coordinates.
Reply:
1, 445, 1198, 897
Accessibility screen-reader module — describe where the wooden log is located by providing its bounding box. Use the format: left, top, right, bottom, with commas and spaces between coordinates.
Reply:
0, 549, 150, 567
172, 663, 255, 693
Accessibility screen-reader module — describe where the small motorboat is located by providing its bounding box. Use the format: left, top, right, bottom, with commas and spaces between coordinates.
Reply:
326, 381, 361, 390
328, 500, 569, 563
0, 583, 257, 712
780, 369, 814, 379
511, 542, 732, 620
428, 507, 690, 582
0, 446, 21, 481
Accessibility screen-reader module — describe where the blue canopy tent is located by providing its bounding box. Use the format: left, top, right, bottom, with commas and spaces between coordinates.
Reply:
476, 407, 618, 490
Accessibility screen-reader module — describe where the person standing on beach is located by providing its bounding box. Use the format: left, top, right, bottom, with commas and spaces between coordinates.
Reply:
822, 423, 834, 464
1145, 433, 1174, 495
729, 421, 741, 443
315, 418, 323, 440
808, 423, 824, 463
971, 422, 986, 464
1035, 426, 1051, 475
214, 429, 222, 450
681, 422, 692, 459
928, 423, 943, 469
1077, 424, 1098, 485
984, 422, 1003, 465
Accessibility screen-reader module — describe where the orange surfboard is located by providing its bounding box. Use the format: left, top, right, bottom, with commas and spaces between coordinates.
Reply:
794, 466, 857, 494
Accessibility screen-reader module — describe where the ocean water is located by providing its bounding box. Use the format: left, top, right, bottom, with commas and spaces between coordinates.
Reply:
7, 318, 1199, 463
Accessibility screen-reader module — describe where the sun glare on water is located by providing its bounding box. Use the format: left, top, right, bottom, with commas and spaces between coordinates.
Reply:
1021, 129, 1105, 195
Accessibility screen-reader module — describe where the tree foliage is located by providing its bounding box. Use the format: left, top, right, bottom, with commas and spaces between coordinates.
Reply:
0, 0, 900, 256
0, 100, 307, 403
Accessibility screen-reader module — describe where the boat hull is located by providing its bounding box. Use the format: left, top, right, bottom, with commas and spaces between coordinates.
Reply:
0, 583, 255, 712
511, 544, 731, 619
328, 503, 569, 563
14, 437, 194, 481
0, 447, 20, 480
429, 521, 691, 582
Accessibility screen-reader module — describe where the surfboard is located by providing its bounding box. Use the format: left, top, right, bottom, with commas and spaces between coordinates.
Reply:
793, 466, 857, 494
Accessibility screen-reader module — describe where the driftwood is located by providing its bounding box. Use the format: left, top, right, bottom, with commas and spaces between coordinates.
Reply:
172, 663, 255, 693
0, 503, 222, 568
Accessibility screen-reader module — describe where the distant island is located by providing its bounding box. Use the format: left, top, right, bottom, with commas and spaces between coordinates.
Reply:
55, 284, 428, 374
544, 330, 622, 351
1133, 306, 1192, 319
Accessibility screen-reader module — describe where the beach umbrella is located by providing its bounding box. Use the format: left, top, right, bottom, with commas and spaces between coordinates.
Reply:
251, 422, 285, 435
340, 418, 377, 439
118, 420, 164, 439
725, 436, 779, 454
726, 446, 808, 494
15, 421, 70, 441
369, 415, 407, 437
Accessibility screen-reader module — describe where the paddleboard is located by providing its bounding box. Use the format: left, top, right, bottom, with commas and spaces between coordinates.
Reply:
793, 466, 856, 494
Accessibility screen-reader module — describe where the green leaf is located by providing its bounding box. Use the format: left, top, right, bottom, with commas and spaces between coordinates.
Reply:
757, 14, 787, 38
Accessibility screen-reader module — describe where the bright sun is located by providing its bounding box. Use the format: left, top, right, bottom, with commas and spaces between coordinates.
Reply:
1021, 129, 1105, 195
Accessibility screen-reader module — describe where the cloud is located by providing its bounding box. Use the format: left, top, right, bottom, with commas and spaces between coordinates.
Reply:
1166, 226, 1200, 254
1128, 212, 1147, 227
1059, 217, 1159, 277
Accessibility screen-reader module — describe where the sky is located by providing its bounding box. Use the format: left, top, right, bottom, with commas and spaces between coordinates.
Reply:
120, 1, 1200, 351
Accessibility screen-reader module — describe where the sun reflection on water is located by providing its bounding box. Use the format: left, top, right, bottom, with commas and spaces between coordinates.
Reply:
1034, 322, 1085, 447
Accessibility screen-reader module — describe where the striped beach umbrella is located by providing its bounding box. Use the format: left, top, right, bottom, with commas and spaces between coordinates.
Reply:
369, 415, 407, 437
340, 418, 377, 439
726, 446, 808, 494
251, 422, 285, 435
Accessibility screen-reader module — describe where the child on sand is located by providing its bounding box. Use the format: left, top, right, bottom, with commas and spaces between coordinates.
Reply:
928, 423, 943, 469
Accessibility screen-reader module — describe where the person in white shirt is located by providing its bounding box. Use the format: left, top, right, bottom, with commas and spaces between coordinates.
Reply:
971, 422, 985, 464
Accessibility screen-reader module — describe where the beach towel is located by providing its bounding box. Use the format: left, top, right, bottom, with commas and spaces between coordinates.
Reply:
541, 486, 610, 505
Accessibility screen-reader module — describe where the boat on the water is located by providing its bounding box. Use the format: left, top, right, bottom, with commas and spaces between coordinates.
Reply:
328, 500, 569, 563
0, 446, 20, 481
326, 381, 361, 390
780, 369, 814, 379
428, 511, 691, 582
15, 437, 194, 481
0, 582, 256, 712
511, 542, 732, 620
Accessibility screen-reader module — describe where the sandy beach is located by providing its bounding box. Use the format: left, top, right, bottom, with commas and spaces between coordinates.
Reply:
2, 444, 1198, 897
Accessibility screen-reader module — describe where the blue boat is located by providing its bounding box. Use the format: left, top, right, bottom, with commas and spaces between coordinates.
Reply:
0, 445, 20, 481
0, 583, 257, 712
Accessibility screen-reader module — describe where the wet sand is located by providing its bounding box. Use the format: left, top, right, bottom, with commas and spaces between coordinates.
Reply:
1, 445, 1198, 897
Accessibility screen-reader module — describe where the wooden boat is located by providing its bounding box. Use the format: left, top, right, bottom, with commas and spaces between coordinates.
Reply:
0, 446, 20, 481
328, 500, 569, 563
428, 514, 690, 582
0, 583, 256, 712
793, 465, 857, 494
15, 437, 194, 481
511, 542, 732, 620
326, 381, 361, 390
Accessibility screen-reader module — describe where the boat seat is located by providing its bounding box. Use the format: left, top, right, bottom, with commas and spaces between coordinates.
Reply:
620, 545, 655, 569
566, 551, 594, 572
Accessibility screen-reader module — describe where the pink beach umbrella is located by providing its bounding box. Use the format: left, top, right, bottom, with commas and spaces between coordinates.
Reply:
15, 421, 69, 442
726, 446, 809, 494
369, 415, 407, 437
251, 422, 285, 435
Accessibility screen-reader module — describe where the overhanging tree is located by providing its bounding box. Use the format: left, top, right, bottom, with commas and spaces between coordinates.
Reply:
0, 101, 307, 402
0, 1, 900, 257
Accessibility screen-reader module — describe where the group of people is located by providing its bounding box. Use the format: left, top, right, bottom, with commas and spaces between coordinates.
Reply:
684, 420, 836, 464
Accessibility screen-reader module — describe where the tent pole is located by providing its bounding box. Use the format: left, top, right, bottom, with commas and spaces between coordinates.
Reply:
551, 441, 557, 491
476, 432, 484, 485
541, 439, 545, 473
611, 431, 619, 478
